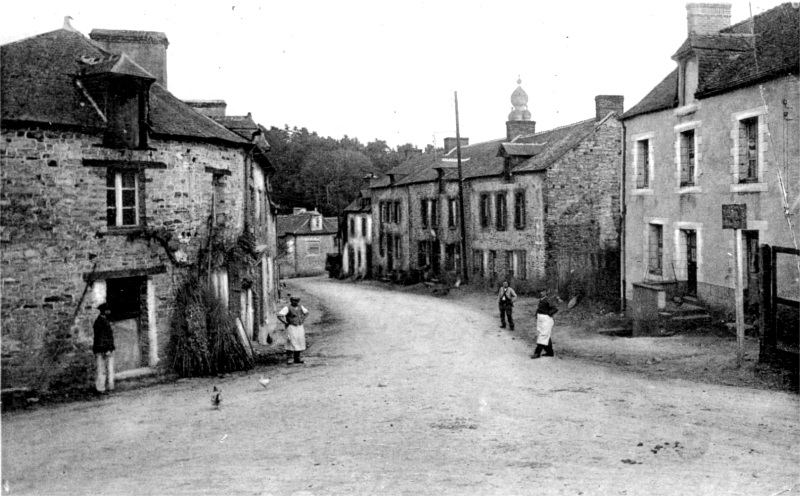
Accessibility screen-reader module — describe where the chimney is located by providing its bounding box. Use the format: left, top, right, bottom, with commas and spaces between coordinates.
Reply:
184, 100, 227, 118
443, 137, 469, 154
90, 29, 169, 88
686, 3, 732, 35
595, 95, 624, 121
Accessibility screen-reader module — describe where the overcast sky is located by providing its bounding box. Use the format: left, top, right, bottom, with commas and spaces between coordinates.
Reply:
1, 0, 787, 149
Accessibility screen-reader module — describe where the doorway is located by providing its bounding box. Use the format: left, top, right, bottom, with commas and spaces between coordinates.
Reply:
684, 230, 697, 297
106, 276, 146, 372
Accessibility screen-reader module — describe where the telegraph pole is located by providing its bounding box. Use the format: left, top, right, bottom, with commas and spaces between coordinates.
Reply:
455, 91, 469, 283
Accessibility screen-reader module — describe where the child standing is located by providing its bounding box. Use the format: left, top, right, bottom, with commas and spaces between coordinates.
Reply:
531, 299, 558, 359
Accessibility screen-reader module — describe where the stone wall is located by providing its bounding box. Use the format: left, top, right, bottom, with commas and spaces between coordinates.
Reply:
279, 234, 336, 278
466, 174, 547, 291
0, 126, 247, 390
544, 117, 623, 298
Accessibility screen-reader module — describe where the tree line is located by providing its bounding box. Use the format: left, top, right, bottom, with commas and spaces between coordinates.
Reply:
263, 126, 439, 217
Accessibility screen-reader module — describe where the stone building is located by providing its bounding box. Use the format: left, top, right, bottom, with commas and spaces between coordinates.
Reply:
622, 3, 799, 316
341, 188, 373, 278
0, 22, 277, 389
277, 208, 339, 278
185, 102, 281, 344
371, 81, 623, 295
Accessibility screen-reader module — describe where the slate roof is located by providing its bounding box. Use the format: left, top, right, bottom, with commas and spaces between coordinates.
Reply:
623, 3, 799, 119
277, 212, 339, 236
343, 189, 372, 213
383, 115, 606, 185
1, 28, 248, 145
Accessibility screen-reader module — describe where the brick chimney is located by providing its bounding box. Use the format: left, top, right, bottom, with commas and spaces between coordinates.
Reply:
686, 3, 732, 35
184, 100, 227, 118
443, 137, 469, 154
90, 30, 169, 88
595, 95, 624, 121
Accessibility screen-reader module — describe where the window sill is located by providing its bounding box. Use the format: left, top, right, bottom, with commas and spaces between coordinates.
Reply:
674, 186, 702, 194
632, 188, 654, 196
730, 182, 768, 193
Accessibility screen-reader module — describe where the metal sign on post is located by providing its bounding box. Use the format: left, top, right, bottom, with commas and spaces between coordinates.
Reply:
722, 204, 747, 367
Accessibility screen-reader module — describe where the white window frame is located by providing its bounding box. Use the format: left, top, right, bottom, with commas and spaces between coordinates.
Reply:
645, 219, 667, 279
631, 132, 654, 195
674, 121, 702, 194
730, 106, 769, 193
306, 238, 321, 256
107, 170, 140, 227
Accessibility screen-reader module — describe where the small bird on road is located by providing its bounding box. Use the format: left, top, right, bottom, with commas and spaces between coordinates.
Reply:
259, 375, 270, 389
211, 386, 222, 409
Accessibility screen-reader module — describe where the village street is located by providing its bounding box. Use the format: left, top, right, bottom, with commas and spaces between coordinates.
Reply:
2, 278, 799, 496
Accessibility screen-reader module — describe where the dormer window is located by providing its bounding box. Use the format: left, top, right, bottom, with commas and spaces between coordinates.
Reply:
105, 78, 148, 149
311, 214, 323, 231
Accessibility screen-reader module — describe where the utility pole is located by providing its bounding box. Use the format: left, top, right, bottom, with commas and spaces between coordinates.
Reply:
455, 91, 469, 284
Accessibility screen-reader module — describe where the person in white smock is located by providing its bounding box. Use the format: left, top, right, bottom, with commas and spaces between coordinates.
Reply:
277, 296, 308, 364
531, 299, 558, 359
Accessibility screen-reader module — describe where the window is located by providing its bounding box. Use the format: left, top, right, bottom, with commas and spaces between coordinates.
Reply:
445, 243, 461, 271
394, 201, 402, 224
307, 239, 321, 256
430, 199, 438, 228
514, 250, 527, 280
361, 217, 367, 237
379, 202, 385, 223
636, 139, 650, 188
679, 130, 695, 187
513, 191, 525, 229
480, 194, 490, 228
489, 250, 497, 281
505, 250, 526, 279
739, 117, 758, 183
420, 200, 429, 228
394, 235, 401, 260
107, 170, 140, 227
379, 232, 385, 257
648, 224, 663, 276
473, 249, 484, 276
350, 218, 356, 238
418, 241, 432, 268
496, 194, 507, 231
448, 198, 459, 229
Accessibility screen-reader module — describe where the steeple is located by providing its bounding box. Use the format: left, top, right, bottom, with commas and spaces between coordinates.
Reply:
508, 77, 532, 121
506, 77, 536, 141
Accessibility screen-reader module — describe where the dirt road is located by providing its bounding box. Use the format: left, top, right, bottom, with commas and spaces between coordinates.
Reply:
3, 278, 799, 495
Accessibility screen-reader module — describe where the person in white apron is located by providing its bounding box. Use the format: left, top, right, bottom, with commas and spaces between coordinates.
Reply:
277, 296, 308, 364
531, 299, 558, 359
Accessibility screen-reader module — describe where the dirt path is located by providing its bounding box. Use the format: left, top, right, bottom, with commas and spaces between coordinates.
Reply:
2, 278, 799, 495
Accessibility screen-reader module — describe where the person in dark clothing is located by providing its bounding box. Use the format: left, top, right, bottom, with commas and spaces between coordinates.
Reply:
93, 303, 115, 393
497, 281, 518, 330
531, 299, 558, 359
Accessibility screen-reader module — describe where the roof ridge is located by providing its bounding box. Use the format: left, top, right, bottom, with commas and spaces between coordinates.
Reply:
720, 2, 784, 34
534, 117, 595, 136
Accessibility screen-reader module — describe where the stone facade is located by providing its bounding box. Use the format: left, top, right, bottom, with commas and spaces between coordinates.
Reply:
342, 195, 373, 278
622, 3, 800, 316
1, 129, 249, 388
277, 210, 339, 278
0, 26, 279, 392
370, 82, 624, 295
